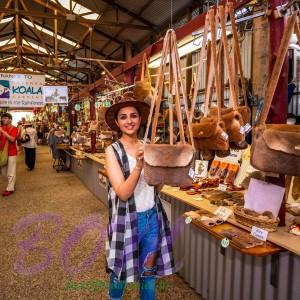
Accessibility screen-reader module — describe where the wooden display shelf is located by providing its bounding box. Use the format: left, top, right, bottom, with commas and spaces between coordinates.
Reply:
188, 215, 283, 256
162, 186, 300, 256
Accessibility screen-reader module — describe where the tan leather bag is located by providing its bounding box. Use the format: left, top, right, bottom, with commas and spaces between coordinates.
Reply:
211, 5, 246, 148
251, 13, 300, 176
190, 11, 229, 152
143, 29, 195, 186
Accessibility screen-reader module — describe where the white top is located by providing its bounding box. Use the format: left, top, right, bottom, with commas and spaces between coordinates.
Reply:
127, 154, 155, 212
22, 127, 37, 148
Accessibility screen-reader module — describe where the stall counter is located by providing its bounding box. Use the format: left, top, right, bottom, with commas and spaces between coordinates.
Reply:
66, 151, 300, 300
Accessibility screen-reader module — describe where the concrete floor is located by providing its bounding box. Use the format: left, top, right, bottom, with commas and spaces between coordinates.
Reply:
0, 146, 202, 300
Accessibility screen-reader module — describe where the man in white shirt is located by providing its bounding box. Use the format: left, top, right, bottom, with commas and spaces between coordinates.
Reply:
22, 122, 37, 171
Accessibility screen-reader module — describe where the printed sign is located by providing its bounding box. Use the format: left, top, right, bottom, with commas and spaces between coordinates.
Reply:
0, 72, 45, 107
43, 86, 68, 104
251, 226, 268, 242
214, 206, 233, 221
195, 160, 208, 178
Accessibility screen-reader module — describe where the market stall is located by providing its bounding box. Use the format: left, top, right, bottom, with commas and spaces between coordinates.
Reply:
63, 2, 300, 300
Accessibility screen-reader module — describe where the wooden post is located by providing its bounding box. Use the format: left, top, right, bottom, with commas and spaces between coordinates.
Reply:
266, 0, 288, 226
14, 0, 21, 66
54, 9, 58, 65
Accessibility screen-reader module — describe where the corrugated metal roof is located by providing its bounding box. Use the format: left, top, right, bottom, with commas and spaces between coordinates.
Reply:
0, 0, 199, 82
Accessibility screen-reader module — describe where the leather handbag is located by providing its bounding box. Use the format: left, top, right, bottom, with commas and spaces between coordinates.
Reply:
143, 29, 195, 186
190, 11, 229, 152
210, 5, 246, 149
251, 13, 300, 176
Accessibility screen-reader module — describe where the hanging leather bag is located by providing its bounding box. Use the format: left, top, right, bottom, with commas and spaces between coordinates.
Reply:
210, 5, 246, 149
143, 29, 195, 186
190, 10, 229, 152
251, 13, 300, 176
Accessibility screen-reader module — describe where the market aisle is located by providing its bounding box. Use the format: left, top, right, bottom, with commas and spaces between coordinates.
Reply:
0, 146, 202, 300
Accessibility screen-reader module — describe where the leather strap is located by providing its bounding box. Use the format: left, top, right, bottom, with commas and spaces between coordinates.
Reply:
218, 5, 237, 110
170, 31, 185, 144
207, 42, 223, 110
259, 13, 297, 125
144, 29, 194, 148
227, 2, 248, 107
208, 8, 222, 122
140, 53, 151, 82
144, 30, 169, 144
190, 9, 223, 122
190, 14, 209, 123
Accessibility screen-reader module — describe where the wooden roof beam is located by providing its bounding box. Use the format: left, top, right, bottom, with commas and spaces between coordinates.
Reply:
100, 0, 157, 30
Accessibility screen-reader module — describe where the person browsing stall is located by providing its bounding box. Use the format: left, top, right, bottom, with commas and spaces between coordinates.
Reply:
0, 113, 19, 196
105, 96, 175, 300
22, 121, 37, 171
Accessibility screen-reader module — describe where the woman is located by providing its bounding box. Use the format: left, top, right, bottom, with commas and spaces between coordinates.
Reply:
22, 121, 37, 171
105, 96, 175, 300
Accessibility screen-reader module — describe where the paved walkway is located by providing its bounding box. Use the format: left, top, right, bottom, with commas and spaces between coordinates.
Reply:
0, 146, 201, 299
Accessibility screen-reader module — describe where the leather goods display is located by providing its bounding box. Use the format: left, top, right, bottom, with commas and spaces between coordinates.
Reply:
251, 13, 300, 176
234, 205, 280, 232
143, 29, 195, 186
190, 10, 229, 153
220, 228, 264, 248
133, 53, 152, 102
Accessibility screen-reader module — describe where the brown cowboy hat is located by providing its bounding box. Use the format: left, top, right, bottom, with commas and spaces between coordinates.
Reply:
105, 96, 150, 131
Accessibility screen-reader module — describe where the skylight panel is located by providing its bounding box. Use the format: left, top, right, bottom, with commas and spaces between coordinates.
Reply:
22, 39, 48, 54
23, 19, 78, 47
0, 17, 13, 24
45, 74, 56, 80
51, 0, 99, 20
0, 56, 16, 62
0, 37, 16, 47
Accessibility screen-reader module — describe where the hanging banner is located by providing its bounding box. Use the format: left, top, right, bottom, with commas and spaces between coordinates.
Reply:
43, 86, 68, 105
0, 73, 45, 107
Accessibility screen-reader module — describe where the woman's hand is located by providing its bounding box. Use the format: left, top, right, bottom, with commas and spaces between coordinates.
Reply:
135, 147, 144, 170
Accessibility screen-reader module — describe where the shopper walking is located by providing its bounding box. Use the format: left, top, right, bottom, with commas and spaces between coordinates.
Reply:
105, 96, 175, 300
21, 122, 37, 171
0, 113, 18, 196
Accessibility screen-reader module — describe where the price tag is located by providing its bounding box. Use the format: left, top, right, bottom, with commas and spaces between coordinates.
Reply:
221, 238, 230, 248
185, 216, 193, 224
251, 226, 268, 242
218, 183, 227, 191
214, 206, 233, 221
240, 126, 245, 134
189, 168, 195, 179
221, 131, 229, 141
244, 123, 252, 135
